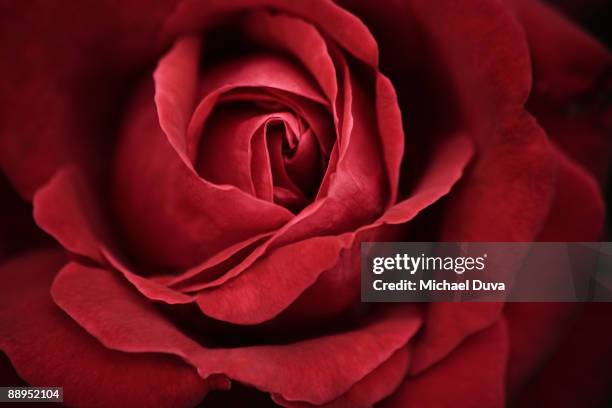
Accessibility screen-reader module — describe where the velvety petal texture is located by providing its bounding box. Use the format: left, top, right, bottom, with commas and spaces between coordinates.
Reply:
382, 321, 508, 408
107, 3, 406, 275
0, 250, 212, 408
512, 0, 612, 184
0, 0, 178, 198
0, 0, 610, 406
50, 260, 422, 405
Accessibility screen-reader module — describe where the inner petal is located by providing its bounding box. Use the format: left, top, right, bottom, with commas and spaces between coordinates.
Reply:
265, 119, 310, 211
284, 128, 326, 196
195, 100, 329, 213
223, 88, 336, 158
187, 55, 329, 162
195, 105, 272, 196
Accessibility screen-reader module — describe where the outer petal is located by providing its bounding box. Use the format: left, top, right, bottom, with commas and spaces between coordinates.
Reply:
503, 134, 608, 398
410, 134, 603, 376
195, 235, 352, 324
33, 166, 106, 263
512, 0, 612, 183
342, 0, 556, 239
0, 249, 210, 408
506, 138, 604, 394
514, 303, 612, 407
343, 0, 556, 375
537, 143, 605, 241
382, 321, 508, 408
409, 302, 503, 374
272, 347, 411, 408
0, 0, 177, 198
162, 0, 379, 67
504, 303, 578, 399
440, 114, 555, 242
50, 261, 422, 405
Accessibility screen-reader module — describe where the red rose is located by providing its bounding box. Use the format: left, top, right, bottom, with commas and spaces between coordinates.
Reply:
0, 0, 610, 407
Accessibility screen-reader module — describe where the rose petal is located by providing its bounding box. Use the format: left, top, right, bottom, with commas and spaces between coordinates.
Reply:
272, 347, 411, 408
113, 82, 293, 270
504, 142, 604, 396
511, 0, 612, 183
169, 54, 388, 292
537, 143, 605, 241
202, 305, 421, 406
167, 232, 274, 289
0, 1, 175, 198
194, 235, 352, 324
284, 128, 326, 196
504, 303, 578, 398
375, 73, 405, 203
163, 0, 379, 67
409, 303, 503, 374
381, 320, 508, 408
512, 0, 610, 95
344, 0, 556, 240
184, 133, 472, 324
233, 88, 336, 157
187, 55, 328, 162
273, 51, 389, 244
250, 120, 275, 201
514, 303, 612, 407
153, 36, 201, 165
405, 0, 533, 129
51, 261, 422, 404
169, 199, 328, 292
0, 249, 211, 408
33, 166, 106, 263
414, 142, 606, 374
103, 247, 195, 305
195, 109, 289, 197
33, 92, 291, 274
242, 11, 338, 104
274, 132, 474, 322
439, 107, 555, 242
170, 33, 404, 289
365, 0, 559, 375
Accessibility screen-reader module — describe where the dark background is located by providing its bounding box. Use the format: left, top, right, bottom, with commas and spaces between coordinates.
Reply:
553, 0, 611, 45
